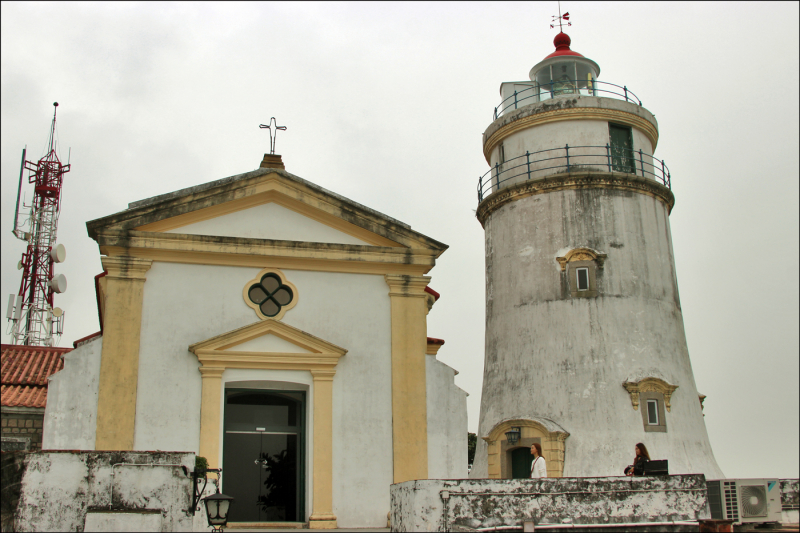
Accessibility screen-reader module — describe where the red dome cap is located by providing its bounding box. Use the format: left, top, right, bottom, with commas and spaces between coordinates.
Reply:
544, 32, 585, 59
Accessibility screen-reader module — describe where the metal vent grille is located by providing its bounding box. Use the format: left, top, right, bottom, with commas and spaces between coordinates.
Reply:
724, 481, 739, 520
740, 485, 768, 518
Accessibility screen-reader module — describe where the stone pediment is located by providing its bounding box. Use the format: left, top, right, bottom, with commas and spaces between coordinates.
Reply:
188, 319, 347, 371
87, 168, 447, 253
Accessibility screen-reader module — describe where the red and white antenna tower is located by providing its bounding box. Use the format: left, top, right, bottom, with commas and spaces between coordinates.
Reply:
6, 102, 70, 346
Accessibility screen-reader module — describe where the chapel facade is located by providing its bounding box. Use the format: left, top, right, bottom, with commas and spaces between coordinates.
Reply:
43, 154, 467, 528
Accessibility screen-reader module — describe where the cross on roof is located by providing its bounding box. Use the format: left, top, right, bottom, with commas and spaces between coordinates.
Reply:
259, 117, 287, 155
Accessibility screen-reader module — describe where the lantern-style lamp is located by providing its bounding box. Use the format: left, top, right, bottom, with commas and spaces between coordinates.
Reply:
505, 427, 521, 446
203, 491, 235, 532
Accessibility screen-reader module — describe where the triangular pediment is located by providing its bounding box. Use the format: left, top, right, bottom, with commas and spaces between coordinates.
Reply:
87, 169, 447, 253
188, 319, 346, 371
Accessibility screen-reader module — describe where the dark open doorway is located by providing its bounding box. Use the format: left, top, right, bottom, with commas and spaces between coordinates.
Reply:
223, 389, 305, 523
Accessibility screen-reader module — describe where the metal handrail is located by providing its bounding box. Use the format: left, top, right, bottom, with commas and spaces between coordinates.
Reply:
477, 144, 671, 203
493, 80, 642, 120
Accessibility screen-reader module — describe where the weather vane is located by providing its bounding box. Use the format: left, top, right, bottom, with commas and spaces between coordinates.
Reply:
259, 117, 287, 155
550, 1, 571, 31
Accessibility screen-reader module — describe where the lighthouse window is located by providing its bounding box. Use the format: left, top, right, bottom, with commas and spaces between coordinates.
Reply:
646, 400, 659, 425
576, 268, 589, 291
639, 391, 667, 432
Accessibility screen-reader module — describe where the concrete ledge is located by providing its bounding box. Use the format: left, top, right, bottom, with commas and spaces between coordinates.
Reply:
390, 475, 710, 532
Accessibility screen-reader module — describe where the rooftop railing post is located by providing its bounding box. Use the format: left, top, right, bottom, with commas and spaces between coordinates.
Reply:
478, 176, 483, 202
495, 162, 500, 188
494, 107, 498, 120
661, 160, 665, 185
606, 143, 611, 172
666, 166, 671, 189
514, 90, 518, 110
526, 151, 531, 180
624, 86, 628, 102
565, 144, 570, 172
639, 149, 645, 177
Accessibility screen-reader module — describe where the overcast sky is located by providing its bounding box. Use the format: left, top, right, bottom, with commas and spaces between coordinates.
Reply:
2, 2, 798, 480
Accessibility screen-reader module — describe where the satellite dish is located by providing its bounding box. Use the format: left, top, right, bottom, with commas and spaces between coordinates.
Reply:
50, 244, 66, 263
51, 307, 63, 318
48, 274, 67, 294
17, 260, 23, 270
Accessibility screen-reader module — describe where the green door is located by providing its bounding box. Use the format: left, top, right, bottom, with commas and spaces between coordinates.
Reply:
511, 448, 534, 479
609, 123, 635, 173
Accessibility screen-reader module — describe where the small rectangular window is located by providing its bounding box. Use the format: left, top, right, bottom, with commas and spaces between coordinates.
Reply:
576, 268, 589, 291
647, 400, 659, 425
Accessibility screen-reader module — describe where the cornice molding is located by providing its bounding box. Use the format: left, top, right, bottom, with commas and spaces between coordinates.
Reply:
623, 377, 679, 412
100, 256, 153, 280
384, 274, 432, 299
476, 171, 674, 226
483, 106, 659, 163
95, 230, 438, 275
556, 247, 607, 271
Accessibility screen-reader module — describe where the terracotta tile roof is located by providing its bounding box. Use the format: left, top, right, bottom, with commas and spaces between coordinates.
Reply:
1, 344, 70, 408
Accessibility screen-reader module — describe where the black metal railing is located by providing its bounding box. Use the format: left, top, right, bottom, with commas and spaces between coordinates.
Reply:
493, 80, 642, 120
477, 145, 671, 203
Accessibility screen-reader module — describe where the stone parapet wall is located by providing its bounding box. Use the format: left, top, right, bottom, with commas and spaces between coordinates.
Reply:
13, 450, 195, 532
1, 410, 44, 451
391, 475, 710, 532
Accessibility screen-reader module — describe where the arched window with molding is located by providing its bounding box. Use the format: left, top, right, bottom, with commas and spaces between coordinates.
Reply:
556, 247, 607, 298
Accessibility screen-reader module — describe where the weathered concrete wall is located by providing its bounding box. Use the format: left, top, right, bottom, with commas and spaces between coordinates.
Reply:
14, 451, 194, 532
42, 336, 102, 450
391, 475, 710, 532
476, 183, 724, 479
427, 356, 468, 480
1, 451, 27, 532
782, 479, 799, 525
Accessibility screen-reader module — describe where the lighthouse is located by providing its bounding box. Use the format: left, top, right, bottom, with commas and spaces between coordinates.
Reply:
470, 30, 725, 479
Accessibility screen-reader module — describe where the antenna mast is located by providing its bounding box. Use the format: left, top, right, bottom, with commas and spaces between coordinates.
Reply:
6, 102, 70, 346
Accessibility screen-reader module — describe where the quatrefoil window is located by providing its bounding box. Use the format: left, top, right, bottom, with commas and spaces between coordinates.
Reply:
243, 268, 298, 320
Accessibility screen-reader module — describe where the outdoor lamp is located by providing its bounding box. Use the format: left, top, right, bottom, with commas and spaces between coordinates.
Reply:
203, 491, 234, 532
505, 427, 521, 446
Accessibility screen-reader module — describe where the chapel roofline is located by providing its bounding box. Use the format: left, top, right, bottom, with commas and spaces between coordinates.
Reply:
86, 167, 448, 253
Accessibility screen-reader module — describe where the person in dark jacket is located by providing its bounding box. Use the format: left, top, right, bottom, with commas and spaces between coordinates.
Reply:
624, 442, 650, 476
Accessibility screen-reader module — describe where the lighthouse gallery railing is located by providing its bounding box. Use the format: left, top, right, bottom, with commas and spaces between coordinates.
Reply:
493, 80, 642, 120
477, 145, 671, 203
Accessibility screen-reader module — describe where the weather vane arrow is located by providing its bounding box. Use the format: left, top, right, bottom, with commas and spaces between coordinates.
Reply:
550, 1, 572, 30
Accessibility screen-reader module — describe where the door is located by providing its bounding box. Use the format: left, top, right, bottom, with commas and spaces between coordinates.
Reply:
223, 390, 305, 523
511, 447, 533, 479
609, 123, 635, 173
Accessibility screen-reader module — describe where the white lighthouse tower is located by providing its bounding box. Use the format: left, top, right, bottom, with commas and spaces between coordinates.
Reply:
471, 29, 725, 480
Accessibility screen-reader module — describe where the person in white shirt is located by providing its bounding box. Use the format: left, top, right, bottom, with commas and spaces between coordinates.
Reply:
530, 442, 547, 478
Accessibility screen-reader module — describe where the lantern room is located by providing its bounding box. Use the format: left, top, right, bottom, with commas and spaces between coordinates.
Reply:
528, 33, 600, 100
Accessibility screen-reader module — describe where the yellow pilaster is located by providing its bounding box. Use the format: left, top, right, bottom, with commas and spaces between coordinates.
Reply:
94, 256, 152, 450
384, 274, 430, 483
309, 369, 337, 529
198, 367, 225, 468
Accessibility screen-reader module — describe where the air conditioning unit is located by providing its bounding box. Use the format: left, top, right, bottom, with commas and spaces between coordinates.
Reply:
707, 479, 782, 525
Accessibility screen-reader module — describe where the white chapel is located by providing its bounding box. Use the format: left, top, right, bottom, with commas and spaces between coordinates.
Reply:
43, 153, 468, 529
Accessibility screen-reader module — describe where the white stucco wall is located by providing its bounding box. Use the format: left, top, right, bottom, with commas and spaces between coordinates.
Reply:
135, 262, 395, 528
165, 202, 370, 245
426, 356, 468, 479
476, 186, 724, 479
42, 336, 102, 450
